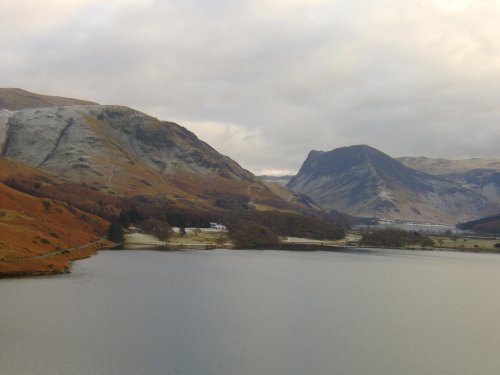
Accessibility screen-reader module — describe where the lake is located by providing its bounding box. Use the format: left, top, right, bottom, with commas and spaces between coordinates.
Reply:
1, 248, 500, 375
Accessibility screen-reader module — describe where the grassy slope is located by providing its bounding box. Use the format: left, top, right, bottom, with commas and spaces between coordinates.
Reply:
430, 235, 500, 251
81, 111, 279, 206
0, 159, 109, 275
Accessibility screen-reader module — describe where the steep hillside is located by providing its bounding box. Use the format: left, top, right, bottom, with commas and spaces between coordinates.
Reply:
398, 156, 500, 175
287, 145, 493, 224
260, 180, 322, 214
0, 158, 109, 275
0, 100, 279, 209
458, 214, 500, 235
399, 157, 500, 206
0, 88, 97, 110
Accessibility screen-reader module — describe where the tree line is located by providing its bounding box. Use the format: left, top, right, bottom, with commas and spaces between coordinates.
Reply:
4, 175, 347, 248
360, 229, 435, 248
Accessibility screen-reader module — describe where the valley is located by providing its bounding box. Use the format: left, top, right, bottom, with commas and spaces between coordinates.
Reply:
0, 89, 343, 275
2, 88, 500, 276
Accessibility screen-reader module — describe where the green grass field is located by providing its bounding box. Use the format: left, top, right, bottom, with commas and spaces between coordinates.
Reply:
431, 235, 500, 251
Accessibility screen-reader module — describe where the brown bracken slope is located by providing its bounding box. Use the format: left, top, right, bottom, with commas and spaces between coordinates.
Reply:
0, 158, 109, 275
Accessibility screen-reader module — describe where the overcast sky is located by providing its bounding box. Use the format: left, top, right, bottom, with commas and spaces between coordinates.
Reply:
2, 0, 500, 174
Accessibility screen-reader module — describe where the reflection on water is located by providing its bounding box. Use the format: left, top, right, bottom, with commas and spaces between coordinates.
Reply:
1, 249, 500, 375
354, 222, 473, 234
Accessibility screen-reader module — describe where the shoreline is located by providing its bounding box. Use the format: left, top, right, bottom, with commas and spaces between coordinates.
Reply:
0, 240, 113, 278
3, 240, 500, 279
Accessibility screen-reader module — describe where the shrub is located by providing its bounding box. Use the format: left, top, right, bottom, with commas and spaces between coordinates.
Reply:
140, 219, 172, 241
42, 200, 51, 212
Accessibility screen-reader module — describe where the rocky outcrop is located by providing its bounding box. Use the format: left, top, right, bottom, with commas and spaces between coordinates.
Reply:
0, 105, 257, 184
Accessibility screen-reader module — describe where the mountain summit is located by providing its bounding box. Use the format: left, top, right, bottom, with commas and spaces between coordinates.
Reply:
287, 145, 493, 224
0, 88, 97, 110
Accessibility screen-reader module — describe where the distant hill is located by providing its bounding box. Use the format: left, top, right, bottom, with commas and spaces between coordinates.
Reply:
397, 156, 500, 175
458, 214, 500, 235
399, 156, 500, 206
0, 88, 97, 110
259, 175, 293, 186
0, 101, 280, 208
287, 145, 495, 224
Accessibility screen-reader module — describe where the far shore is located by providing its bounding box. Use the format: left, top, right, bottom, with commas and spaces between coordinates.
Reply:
123, 230, 233, 250
0, 239, 112, 278
123, 230, 500, 254
2, 229, 500, 278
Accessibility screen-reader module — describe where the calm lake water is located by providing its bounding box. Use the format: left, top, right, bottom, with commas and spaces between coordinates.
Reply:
2, 248, 500, 375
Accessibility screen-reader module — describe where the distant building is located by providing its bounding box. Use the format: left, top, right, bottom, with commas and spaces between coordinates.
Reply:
210, 222, 227, 230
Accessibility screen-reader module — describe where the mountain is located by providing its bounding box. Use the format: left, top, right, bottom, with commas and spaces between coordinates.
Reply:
0, 88, 97, 110
287, 145, 494, 224
398, 156, 500, 206
397, 156, 500, 175
0, 96, 280, 208
0, 89, 314, 274
0, 89, 349, 274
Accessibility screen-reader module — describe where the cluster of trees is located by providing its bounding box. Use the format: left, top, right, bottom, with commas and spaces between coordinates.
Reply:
112, 199, 346, 248
140, 219, 172, 241
224, 210, 346, 241
107, 221, 124, 243
322, 209, 377, 226
5, 176, 347, 248
4, 177, 120, 220
211, 192, 251, 209
119, 198, 215, 228
225, 210, 346, 248
360, 229, 435, 248
229, 221, 280, 248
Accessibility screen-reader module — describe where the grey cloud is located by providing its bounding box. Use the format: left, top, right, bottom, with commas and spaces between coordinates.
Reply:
2, 0, 500, 174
